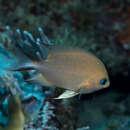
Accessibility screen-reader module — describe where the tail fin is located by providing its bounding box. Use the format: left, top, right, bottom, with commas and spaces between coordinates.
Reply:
5, 46, 37, 71
4, 26, 42, 72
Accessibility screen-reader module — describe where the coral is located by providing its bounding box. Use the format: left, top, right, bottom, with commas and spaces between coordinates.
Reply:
0, 28, 55, 128
0, 0, 130, 129
0, 27, 77, 129
40, 101, 57, 129
0, 0, 129, 77
24, 101, 59, 130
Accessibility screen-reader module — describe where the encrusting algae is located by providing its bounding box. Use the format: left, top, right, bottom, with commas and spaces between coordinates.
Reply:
5, 27, 110, 99
0, 95, 25, 130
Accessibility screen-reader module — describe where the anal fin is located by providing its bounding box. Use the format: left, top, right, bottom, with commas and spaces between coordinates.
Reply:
54, 90, 78, 99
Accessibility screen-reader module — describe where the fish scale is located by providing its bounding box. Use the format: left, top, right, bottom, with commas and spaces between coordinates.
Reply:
7, 46, 110, 99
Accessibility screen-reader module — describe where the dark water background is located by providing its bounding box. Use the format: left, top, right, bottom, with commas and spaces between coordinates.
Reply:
0, 0, 130, 129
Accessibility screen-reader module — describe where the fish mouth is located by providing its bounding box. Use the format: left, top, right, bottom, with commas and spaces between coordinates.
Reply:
102, 80, 110, 88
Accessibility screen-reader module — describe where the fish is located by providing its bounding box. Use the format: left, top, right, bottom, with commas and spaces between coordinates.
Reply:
0, 95, 25, 130
7, 47, 110, 99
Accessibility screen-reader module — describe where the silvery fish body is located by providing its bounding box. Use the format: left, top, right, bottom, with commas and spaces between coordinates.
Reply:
36, 47, 110, 94
9, 47, 110, 97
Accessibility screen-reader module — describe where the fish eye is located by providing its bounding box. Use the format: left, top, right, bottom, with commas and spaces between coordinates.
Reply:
99, 78, 107, 86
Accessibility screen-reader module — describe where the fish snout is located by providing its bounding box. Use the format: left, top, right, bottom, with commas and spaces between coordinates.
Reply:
98, 78, 110, 89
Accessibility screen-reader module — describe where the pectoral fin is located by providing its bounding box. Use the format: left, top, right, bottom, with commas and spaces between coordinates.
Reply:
54, 90, 78, 99
26, 73, 52, 87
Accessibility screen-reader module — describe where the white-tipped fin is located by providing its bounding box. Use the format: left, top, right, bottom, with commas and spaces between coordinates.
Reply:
54, 90, 78, 99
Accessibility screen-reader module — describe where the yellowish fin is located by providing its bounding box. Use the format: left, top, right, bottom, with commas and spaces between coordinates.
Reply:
54, 90, 78, 99
26, 73, 52, 86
